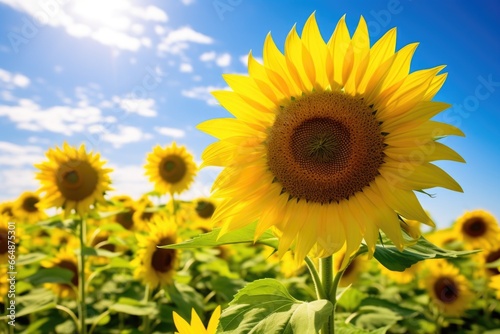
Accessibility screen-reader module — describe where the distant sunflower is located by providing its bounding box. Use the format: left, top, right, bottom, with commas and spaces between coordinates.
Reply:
423, 260, 473, 316
35, 143, 113, 216
400, 218, 422, 240
489, 275, 500, 299
334, 248, 368, 287
454, 210, 499, 250
426, 229, 460, 249
41, 249, 80, 298
133, 216, 179, 288
197, 13, 463, 266
173, 305, 221, 334
145, 142, 197, 195
0, 266, 7, 297
133, 199, 159, 230
0, 201, 15, 220
13, 191, 47, 224
266, 248, 306, 278
0, 215, 11, 263
481, 247, 500, 277
194, 198, 217, 220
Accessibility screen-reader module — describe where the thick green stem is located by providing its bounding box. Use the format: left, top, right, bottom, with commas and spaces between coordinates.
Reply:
78, 217, 87, 334
142, 284, 151, 334
305, 256, 326, 300
320, 256, 335, 334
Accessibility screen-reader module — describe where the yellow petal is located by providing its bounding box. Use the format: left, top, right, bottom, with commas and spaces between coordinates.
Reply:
327, 14, 351, 87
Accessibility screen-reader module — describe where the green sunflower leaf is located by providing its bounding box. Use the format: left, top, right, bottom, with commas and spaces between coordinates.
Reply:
16, 252, 46, 266
219, 278, 332, 334
26, 267, 75, 285
371, 234, 479, 272
160, 221, 279, 249
109, 297, 158, 316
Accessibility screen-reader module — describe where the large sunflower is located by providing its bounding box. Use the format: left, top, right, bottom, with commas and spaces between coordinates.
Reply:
489, 275, 500, 300
423, 260, 473, 317
12, 191, 47, 224
132, 216, 179, 288
197, 14, 463, 265
35, 143, 113, 216
453, 209, 499, 250
144, 142, 197, 195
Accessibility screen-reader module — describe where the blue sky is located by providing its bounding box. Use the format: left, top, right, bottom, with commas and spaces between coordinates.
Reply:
0, 0, 499, 228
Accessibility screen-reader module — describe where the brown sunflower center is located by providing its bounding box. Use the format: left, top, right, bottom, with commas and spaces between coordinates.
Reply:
56, 160, 99, 201
1, 206, 13, 218
0, 228, 8, 255
434, 277, 459, 304
91, 235, 116, 252
115, 209, 135, 230
462, 217, 486, 237
486, 249, 500, 275
159, 155, 187, 184
151, 237, 176, 273
57, 259, 79, 287
22, 196, 40, 213
267, 91, 385, 203
196, 201, 215, 219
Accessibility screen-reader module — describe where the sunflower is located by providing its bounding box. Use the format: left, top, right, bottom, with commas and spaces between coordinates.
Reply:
379, 262, 421, 284
12, 191, 47, 224
173, 305, 221, 334
334, 248, 368, 287
0, 201, 15, 220
265, 248, 306, 278
197, 14, 463, 266
423, 260, 473, 316
0, 266, 8, 297
400, 218, 422, 240
426, 228, 460, 249
41, 248, 80, 298
480, 247, 500, 277
144, 142, 197, 195
489, 275, 500, 299
35, 143, 113, 217
132, 216, 179, 288
0, 215, 12, 263
453, 209, 499, 250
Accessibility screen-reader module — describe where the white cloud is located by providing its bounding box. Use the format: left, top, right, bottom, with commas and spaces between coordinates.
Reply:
0, 168, 39, 201
158, 26, 213, 55
95, 125, 152, 148
181, 0, 195, 5
114, 97, 157, 117
216, 53, 231, 67
0, 0, 168, 52
0, 99, 115, 135
131, 5, 168, 22
200, 51, 216, 62
239, 54, 263, 67
0, 141, 44, 167
107, 164, 152, 199
154, 25, 166, 35
0, 68, 30, 88
179, 63, 193, 73
181, 86, 228, 106
154, 126, 185, 138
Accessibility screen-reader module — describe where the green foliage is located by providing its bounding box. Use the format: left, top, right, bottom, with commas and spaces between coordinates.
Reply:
219, 278, 332, 334
371, 234, 479, 271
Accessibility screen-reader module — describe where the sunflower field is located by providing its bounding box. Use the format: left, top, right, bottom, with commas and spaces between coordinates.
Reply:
2, 10, 500, 334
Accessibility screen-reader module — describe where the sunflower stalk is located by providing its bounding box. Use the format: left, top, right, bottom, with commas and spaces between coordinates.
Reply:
320, 256, 335, 334
77, 216, 87, 334
142, 283, 152, 334
305, 256, 326, 300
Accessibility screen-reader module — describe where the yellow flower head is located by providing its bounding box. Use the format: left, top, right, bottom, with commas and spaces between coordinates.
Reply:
35, 143, 113, 217
0, 215, 12, 263
144, 142, 197, 195
173, 306, 221, 334
197, 13, 463, 267
334, 248, 368, 287
133, 215, 179, 288
0, 201, 16, 220
489, 275, 500, 300
379, 262, 421, 284
41, 248, 81, 298
422, 260, 473, 317
453, 209, 500, 250
426, 228, 459, 249
13, 191, 47, 224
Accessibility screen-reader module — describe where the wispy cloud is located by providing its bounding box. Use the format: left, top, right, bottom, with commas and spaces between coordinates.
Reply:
0, 67, 30, 88
113, 97, 157, 117
200, 51, 232, 67
154, 126, 186, 138
157, 26, 213, 55
0, 99, 115, 135
0, 141, 43, 167
92, 125, 152, 148
1, 0, 168, 52
181, 86, 228, 106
